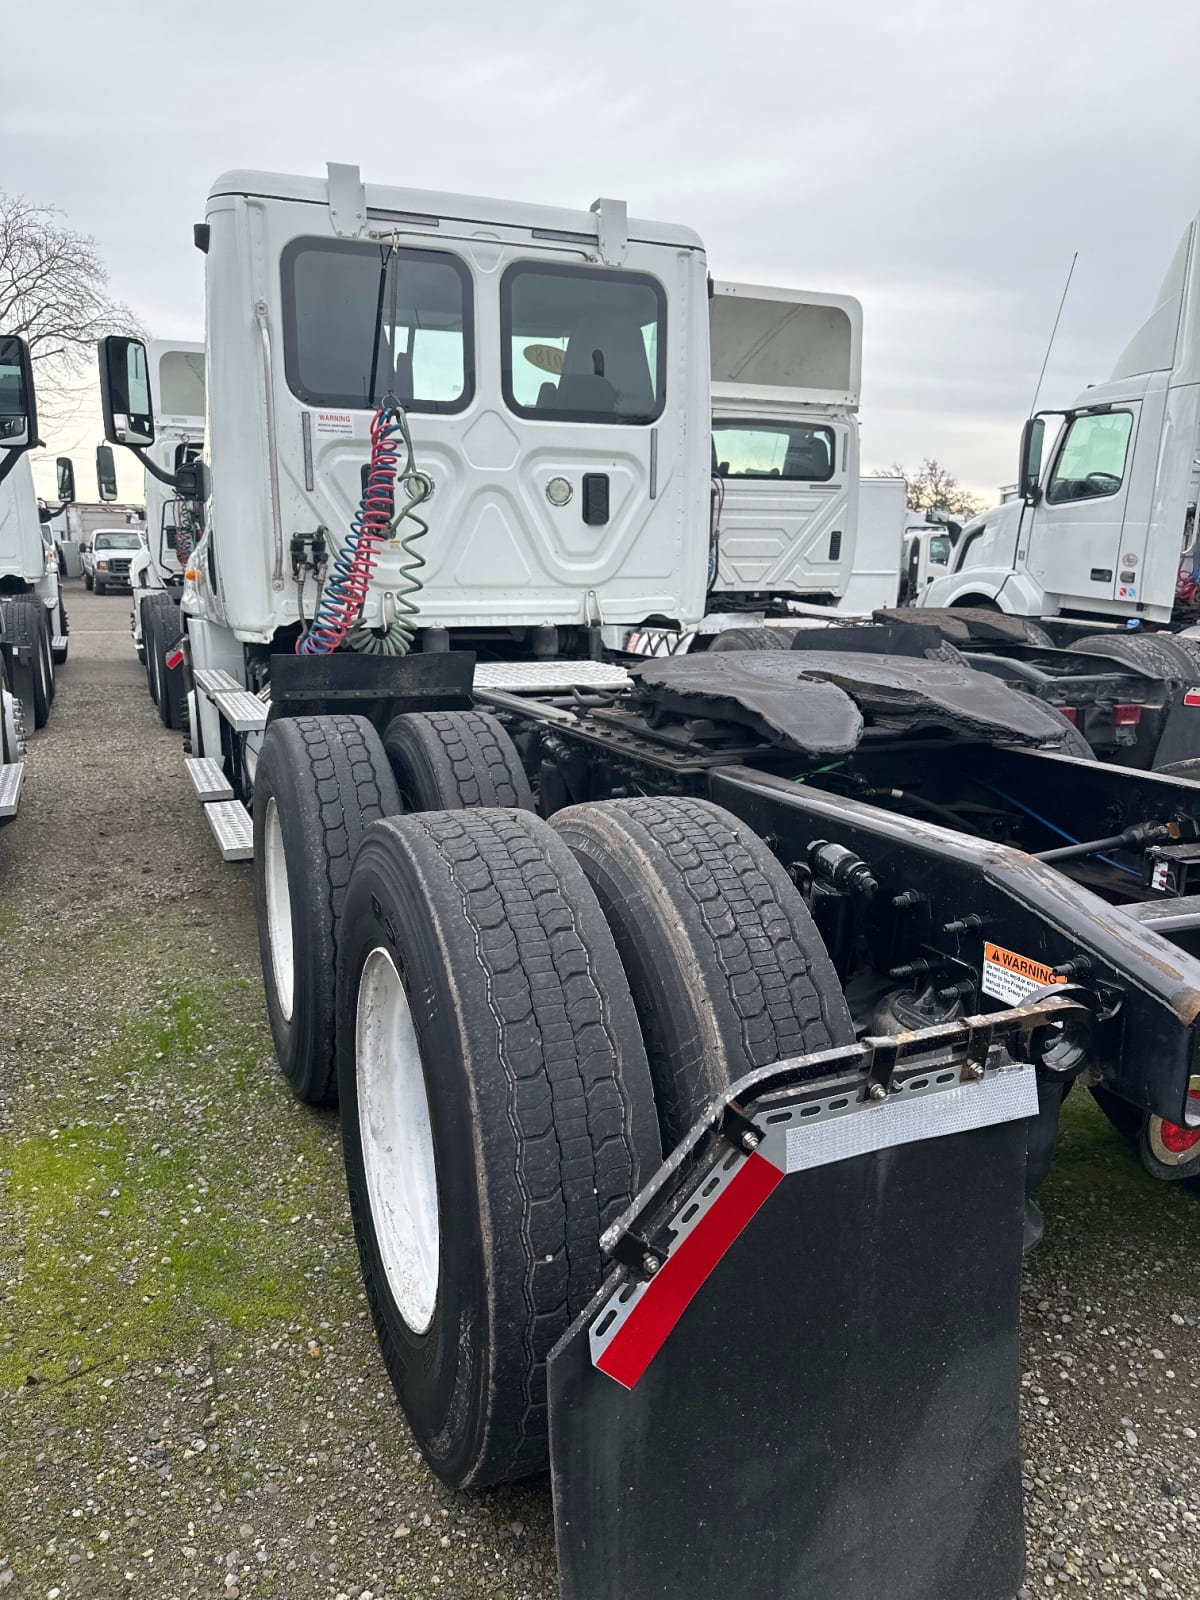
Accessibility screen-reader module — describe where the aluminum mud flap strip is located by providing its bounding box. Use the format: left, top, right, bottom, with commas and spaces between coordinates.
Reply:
548, 1059, 1038, 1600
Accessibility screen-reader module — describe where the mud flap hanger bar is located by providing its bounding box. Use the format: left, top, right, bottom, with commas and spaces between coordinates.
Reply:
605, 989, 1090, 1285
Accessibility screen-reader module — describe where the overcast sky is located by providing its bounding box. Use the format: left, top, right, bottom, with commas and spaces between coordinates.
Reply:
6, 0, 1200, 507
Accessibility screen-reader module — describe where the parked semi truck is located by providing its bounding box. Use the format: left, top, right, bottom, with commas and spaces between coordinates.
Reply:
923, 207, 1200, 627
127, 341, 205, 727
635, 282, 907, 649
708, 282, 862, 607
0, 338, 66, 740
91, 165, 1200, 1600
887, 208, 1200, 768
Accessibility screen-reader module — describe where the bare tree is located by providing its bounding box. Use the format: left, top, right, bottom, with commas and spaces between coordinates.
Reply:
874, 458, 985, 520
0, 191, 141, 390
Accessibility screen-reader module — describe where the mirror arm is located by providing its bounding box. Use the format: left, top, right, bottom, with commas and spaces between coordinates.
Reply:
129, 444, 179, 489
0, 438, 38, 490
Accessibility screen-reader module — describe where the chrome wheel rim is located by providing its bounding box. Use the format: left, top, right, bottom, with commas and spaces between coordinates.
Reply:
356, 946, 440, 1334
263, 797, 295, 1022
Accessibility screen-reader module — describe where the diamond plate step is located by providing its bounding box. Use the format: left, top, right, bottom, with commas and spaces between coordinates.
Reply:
473, 660, 631, 692
213, 690, 268, 733
204, 799, 253, 862
194, 667, 243, 698
185, 755, 234, 802
51, 635, 68, 652
0, 762, 24, 819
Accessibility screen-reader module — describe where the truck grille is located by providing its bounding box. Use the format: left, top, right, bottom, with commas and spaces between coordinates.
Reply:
107, 559, 132, 576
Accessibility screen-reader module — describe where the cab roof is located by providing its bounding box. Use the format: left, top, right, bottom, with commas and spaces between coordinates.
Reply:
148, 340, 205, 425
207, 168, 706, 254
711, 281, 862, 413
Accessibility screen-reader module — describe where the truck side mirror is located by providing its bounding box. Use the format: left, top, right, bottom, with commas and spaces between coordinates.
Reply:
96, 444, 118, 502
99, 335, 155, 447
56, 456, 76, 504
175, 459, 210, 502
0, 335, 38, 451
1019, 417, 1045, 505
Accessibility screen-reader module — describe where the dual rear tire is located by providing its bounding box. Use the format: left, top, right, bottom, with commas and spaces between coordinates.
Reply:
335, 785, 851, 1488
254, 708, 528, 1111
143, 595, 185, 729
254, 710, 852, 1489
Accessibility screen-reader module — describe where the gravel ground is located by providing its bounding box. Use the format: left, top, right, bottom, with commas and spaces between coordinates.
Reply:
0, 578, 1198, 1599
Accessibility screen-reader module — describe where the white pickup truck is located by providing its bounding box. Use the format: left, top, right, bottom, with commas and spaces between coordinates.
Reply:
82, 526, 144, 593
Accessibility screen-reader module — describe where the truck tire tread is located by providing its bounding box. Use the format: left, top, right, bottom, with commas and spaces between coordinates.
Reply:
337, 808, 659, 1486
382, 710, 533, 810
552, 796, 855, 1148
707, 626, 799, 652
254, 714, 402, 1104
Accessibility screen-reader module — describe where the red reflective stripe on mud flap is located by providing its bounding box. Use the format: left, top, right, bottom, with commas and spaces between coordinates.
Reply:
166, 648, 184, 670
595, 1151, 783, 1390
1184, 690, 1200, 708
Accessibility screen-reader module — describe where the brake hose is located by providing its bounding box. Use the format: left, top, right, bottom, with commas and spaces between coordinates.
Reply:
297, 401, 430, 657
982, 782, 1141, 878
347, 404, 430, 657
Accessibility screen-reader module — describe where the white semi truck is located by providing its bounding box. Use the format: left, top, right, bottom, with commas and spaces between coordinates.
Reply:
708, 282, 862, 609
126, 341, 205, 727
96, 165, 1200, 1600
0, 339, 66, 739
0, 340, 63, 819
897, 208, 1200, 768
922, 207, 1200, 627
633, 281, 906, 646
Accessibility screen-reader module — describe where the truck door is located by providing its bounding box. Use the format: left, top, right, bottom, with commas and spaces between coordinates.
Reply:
1026, 406, 1139, 607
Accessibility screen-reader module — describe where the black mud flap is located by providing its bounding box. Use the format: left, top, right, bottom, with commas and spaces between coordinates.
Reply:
1152, 686, 1200, 769
267, 648, 475, 726
547, 999, 1083, 1600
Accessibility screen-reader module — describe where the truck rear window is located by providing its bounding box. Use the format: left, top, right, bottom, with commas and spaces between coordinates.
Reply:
712, 421, 836, 482
281, 239, 473, 413
501, 262, 666, 424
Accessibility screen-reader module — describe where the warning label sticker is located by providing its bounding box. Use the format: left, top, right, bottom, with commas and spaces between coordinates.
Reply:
314, 411, 355, 437
981, 942, 1066, 1005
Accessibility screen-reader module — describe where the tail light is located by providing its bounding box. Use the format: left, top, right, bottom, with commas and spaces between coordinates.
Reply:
1113, 704, 1143, 726
1058, 706, 1078, 724
1157, 1087, 1200, 1154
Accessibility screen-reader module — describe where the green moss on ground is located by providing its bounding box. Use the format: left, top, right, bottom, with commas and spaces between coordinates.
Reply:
1036, 1084, 1200, 1291
0, 985, 346, 1402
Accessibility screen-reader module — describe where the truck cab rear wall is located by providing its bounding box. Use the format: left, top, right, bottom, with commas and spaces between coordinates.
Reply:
200, 179, 711, 641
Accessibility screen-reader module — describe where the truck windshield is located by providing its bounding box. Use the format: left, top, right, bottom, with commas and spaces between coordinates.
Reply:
712, 421, 836, 482
93, 532, 142, 550
281, 239, 473, 413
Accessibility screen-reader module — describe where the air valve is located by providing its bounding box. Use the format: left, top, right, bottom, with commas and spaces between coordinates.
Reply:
807, 840, 878, 898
